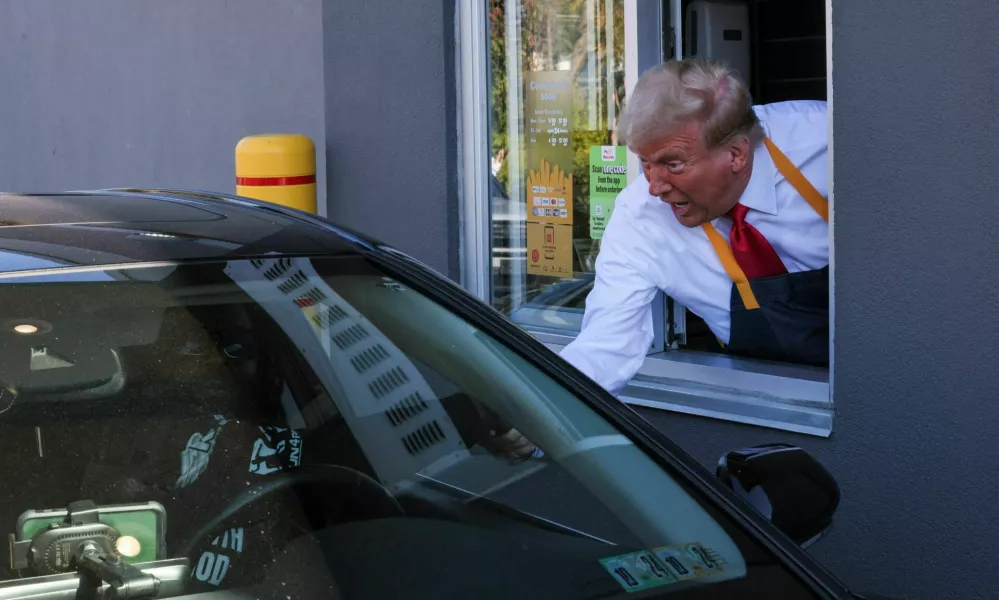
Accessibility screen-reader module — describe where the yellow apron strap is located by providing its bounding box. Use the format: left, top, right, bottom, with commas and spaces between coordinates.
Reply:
699, 138, 826, 312
763, 137, 829, 223
701, 222, 760, 310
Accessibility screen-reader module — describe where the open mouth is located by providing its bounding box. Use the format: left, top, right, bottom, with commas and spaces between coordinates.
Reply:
669, 200, 691, 215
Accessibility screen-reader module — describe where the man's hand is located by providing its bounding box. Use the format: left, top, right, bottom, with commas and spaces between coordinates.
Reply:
480, 427, 538, 465
450, 395, 541, 464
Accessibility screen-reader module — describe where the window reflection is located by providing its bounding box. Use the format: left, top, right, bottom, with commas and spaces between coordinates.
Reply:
489, 0, 625, 332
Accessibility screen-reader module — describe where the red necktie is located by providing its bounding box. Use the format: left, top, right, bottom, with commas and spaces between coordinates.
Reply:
728, 203, 787, 279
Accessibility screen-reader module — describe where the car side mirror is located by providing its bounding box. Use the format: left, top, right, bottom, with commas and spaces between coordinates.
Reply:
716, 443, 840, 548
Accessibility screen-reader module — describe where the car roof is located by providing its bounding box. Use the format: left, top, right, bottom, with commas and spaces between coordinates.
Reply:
0, 189, 375, 276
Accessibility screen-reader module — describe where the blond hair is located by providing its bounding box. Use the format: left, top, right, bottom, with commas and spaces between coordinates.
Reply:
617, 59, 762, 151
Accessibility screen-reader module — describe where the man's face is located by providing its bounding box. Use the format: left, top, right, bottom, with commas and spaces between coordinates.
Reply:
635, 121, 751, 227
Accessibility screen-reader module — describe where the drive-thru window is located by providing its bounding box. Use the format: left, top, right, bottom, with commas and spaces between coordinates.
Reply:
458, 0, 832, 436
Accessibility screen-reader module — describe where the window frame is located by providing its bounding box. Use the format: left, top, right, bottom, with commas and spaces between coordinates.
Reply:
456, 0, 835, 437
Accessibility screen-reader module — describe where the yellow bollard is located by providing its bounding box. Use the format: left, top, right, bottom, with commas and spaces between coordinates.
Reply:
235, 134, 317, 213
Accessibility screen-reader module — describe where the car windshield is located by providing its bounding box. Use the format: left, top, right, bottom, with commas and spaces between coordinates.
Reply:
0, 253, 821, 600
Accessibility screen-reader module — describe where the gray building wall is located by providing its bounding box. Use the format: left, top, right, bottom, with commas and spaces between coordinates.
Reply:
638, 2, 999, 599
321, 0, 460, 279
0, 0, 327, 212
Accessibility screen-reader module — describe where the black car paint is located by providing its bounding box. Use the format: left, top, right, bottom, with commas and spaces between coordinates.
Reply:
0, 191, 358, 270
0, 189, 873, 599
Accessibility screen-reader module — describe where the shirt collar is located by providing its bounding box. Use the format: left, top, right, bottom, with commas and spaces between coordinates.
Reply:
736, 138, 779, 216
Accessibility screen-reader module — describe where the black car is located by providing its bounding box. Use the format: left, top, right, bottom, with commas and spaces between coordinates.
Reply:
0, 189, 888, 600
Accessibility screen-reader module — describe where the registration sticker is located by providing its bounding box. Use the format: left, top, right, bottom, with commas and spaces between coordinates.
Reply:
599, 550, 678, 592
651, 542, 727, 581
601, 542, 726, 593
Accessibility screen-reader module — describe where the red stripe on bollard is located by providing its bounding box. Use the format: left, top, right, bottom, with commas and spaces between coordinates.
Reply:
236, 174, 316, 187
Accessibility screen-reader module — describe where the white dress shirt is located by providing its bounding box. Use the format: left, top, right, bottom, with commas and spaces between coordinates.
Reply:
560, 100, 830, 395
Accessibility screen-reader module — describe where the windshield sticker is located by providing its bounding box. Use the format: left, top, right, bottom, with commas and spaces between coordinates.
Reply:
211, 527, 245, 553
600, 550, 678, 592
195, 528, 245, 586
652, 542, 727, 581
194, 550, 230, 586
248, 425, 304, 475
601, 543, 726, 593
176, 415, 229, 489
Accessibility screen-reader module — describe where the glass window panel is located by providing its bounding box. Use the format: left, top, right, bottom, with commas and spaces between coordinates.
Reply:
489, 0, 626, 334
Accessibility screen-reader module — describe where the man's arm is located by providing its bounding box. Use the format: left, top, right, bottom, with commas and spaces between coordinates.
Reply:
559, 221, 657, 396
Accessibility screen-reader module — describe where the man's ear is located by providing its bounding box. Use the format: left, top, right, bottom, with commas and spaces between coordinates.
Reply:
728, 136, 752, 173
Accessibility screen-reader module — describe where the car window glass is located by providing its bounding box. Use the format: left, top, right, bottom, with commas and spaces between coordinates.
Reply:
0, 256, 819, 599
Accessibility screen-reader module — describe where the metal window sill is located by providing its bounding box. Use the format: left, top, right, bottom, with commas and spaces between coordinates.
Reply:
536, 333, 832, 438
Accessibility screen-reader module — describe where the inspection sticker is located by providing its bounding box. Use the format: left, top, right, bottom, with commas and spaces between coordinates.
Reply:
600, 542, 726, 593
600, 550, 678, 592
651, 542, 726, 581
